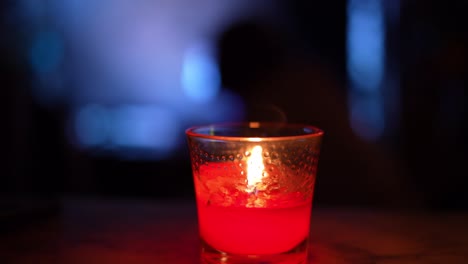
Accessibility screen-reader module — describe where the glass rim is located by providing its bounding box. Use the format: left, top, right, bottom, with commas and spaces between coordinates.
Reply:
185, 122, 324, 142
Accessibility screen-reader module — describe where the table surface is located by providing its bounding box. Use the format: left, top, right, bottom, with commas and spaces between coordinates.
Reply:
1, 199, 467, 264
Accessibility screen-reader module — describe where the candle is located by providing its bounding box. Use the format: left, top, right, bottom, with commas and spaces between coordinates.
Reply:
186, 123, 322, 263
193, 147, 314, 255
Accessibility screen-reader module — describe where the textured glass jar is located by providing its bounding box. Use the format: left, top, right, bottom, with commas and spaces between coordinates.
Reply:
186, 122, 323, 264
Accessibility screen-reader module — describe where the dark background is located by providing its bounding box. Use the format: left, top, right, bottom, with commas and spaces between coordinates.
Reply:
1, 0, 467, 214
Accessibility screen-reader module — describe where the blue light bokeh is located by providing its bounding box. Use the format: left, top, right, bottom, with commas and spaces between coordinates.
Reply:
75, 104, 110, 147
347, 0, 386, 141
14, 0, 258, 159
29, 30, 64, 74
182, 41, 221, 103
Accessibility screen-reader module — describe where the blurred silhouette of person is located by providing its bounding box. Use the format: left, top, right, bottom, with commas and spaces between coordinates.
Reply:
216, 18, 420, 208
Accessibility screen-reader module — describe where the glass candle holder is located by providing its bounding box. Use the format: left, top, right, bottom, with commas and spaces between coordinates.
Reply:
186, 122, 323, 264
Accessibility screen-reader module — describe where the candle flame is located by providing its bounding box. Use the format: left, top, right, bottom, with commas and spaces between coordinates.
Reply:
246, 145, 266, 193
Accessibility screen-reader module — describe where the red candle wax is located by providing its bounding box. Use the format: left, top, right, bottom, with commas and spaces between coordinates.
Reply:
194, 162, 313, 255
198, 199, 311, 255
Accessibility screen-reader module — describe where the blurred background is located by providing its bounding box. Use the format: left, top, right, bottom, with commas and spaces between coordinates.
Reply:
0, 0, 467, 217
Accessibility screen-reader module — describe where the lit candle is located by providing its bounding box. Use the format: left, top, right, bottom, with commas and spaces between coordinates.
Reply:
187, 122, 322, 262
194, 145, 314, 255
